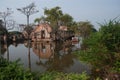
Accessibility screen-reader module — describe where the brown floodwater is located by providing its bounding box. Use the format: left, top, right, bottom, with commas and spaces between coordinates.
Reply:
1, 41, 91, 74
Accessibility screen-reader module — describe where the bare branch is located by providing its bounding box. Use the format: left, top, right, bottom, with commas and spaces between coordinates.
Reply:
17, 3, 38, 16
17, 3, 39, 26
0, 8, 13, 29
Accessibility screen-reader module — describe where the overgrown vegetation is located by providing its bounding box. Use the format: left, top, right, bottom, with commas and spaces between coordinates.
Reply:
0, 57, 89, 80
0, 58, 34, 80
74, 19, 120, 79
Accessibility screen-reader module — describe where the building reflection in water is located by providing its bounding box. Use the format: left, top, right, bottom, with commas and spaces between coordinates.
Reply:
46, 41, 75, 72
1, 41, 91, 74
30, 41, 81, 73
31, 41, 55, 67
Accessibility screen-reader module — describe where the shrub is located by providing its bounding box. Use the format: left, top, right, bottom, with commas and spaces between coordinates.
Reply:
0, 58, 33, 80
100, 20, 120, 52
0, 57, 90, 80
74, 19, 120, 79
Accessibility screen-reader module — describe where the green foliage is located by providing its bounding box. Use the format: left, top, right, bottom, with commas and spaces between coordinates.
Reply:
81, 32, 109, 65
83, 19, 120, 60
34, 16, 46, 24
100, 20, 120, 52
0, 57, 90, 80
64, 72, 89, 80
112, 60, 120, 72
8, 31, 22, 35
75, 44, 109, 68
44, 6, 63, 28
60, 14, 73, 26
74, 19, 120, 79
39, 71, 89, 80
0, 58, 33, 80
0, 26, 7, 35
77, 21, 95, 39
24, 26, 33, 35
34, 6, 74, 32
68, 21, 78, 33
34, 18, 41, 24
39, 72, 56, 80
83, 32, 101, 47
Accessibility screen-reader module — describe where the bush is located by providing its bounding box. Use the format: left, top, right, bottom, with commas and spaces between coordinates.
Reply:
0, 58, 33, 80
0, 57, 90, 80
100, 20, 120, 52
39, 71, 89, 80
74, 19, 120, 79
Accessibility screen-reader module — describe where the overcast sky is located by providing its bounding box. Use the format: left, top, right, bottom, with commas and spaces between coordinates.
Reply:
0, 0, 120, 30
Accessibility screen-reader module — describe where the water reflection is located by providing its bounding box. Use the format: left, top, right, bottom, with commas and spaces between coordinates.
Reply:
12, 42, 18, 47
0, 43, 9, 60
1, 41, 91, 74
31, 42, 55, 69
0, 44, 7, 55
32, 42, 54, 59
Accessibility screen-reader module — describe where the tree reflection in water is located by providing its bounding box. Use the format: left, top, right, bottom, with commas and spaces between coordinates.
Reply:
32, 42, 55, 66
0, 43, 10, 60
31, 41, 77, 72
1, 41, 91, 74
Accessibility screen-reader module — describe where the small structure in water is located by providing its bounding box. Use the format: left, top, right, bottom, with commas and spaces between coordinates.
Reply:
30, 23, 52, 41
72, 37, 79, 42
54, 26, 74, 41
22, 24, 75, 42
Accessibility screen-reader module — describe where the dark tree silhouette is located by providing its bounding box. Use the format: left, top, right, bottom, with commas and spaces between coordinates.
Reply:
17, 3, 39, 70
0, 8, 14, 30
17, 3, 39, 28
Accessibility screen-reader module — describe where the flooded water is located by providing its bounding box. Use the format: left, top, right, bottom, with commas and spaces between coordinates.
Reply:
1, 40, 91, 74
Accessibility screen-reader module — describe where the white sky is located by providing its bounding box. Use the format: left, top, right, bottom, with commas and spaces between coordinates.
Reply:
0, 0, 120, 30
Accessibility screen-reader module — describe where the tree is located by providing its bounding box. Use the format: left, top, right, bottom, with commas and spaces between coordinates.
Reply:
68, 21, 78, 33
44, 6, 63, 30
76, 19, 120, 75
100, 20, 120, 52
17, 2, 39, 29
34, 16, 46, 25
60, 14, 73, 26
0, 20, 7, 35
77, 21, 95, 39
17, 3, 39, 70
0, 8, 14, 31
34, 18, 40, 25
